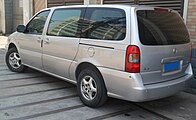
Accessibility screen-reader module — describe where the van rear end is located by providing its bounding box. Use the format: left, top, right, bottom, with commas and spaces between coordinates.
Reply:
129, 6, 193, 101
134, 7, 192, 85
104, 6, 193, 102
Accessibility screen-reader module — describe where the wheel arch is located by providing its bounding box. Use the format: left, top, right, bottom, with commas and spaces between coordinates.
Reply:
7, 42, 21, 55
75, 62, 104, 83
8, 43, 17, 50
75, 62, 108, 92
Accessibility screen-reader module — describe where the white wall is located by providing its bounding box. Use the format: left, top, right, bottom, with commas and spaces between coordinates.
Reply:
0, 0, 2, 33
84, 0, 96, 4
23, 0, 33, 25
84, 0, 102, 4
183, 0, 189, 24
0, 0, 5, 34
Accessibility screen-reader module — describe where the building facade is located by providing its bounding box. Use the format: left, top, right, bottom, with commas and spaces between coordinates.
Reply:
0, 0, 195, 44
187, 0, 196, 44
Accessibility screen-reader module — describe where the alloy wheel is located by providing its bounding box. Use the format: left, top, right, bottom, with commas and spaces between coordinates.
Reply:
9, 52, 21, 69
80, 75, 97, 101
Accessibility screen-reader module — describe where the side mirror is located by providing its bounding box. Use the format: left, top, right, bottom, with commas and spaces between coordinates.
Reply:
16, 25, 26, 33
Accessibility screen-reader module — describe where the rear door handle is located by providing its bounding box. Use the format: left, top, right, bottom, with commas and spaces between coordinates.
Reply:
37, 37, 42, 43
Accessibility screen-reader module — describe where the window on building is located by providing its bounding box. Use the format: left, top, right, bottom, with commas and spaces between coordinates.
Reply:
25, 10, 50, 34
83, 8, 126, 41
47, 9, 82, 38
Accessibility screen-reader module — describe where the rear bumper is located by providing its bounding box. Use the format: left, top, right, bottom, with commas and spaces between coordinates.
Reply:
98, 64, 193, 102
130, 74, 192, 102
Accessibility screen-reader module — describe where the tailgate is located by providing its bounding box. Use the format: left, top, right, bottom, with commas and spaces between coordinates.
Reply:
136, 8, 191, 85
140, 44, 191, 85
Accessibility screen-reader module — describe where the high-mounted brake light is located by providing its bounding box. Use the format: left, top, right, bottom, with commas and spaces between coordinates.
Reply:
125, 45, 140, 73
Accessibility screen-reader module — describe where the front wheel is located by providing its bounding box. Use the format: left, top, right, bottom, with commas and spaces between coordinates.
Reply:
77, 68, 107, 107
6, 47, 26, 72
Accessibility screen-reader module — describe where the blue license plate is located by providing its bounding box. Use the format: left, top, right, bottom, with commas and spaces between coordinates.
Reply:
163, 61, 180, 72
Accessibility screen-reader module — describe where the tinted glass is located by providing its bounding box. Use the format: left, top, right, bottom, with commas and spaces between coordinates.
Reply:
26, 11, 50, 34
47, 9, 81, 37
83, 8, 126, 41
137, 10, 190, 45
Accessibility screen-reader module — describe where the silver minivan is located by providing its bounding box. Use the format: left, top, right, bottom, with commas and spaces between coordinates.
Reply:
5, 5, 193, 107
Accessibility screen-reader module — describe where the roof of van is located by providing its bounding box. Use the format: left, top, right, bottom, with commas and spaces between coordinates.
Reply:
45, 4, 160, 10
40, 4, 173, 13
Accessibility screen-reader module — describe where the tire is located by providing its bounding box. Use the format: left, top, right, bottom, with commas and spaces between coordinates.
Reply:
6, 47, 26, 72
77, 67, 107, 107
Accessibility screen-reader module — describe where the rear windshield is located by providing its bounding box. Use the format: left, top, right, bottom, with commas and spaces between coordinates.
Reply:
137, 10, 190, 45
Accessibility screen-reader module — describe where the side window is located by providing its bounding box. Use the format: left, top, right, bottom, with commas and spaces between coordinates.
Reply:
47, 9, 82, 38
83, 8, 126, 41
25, 10, 50, 34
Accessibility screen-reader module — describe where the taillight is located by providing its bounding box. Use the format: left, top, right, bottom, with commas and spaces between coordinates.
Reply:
125, 45, 140, 73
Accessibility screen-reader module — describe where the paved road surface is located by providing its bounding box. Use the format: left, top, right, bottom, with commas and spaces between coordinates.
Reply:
0, 48, 196, 120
